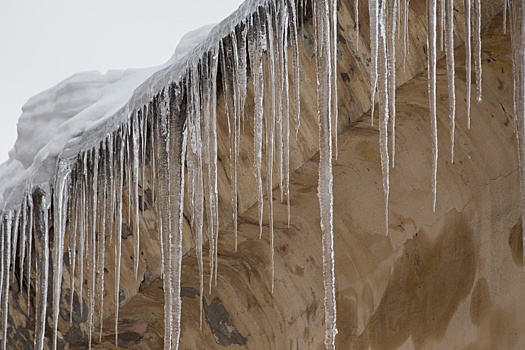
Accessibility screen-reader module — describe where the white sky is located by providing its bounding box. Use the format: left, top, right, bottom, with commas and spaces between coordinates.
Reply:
0, 0, 245, 164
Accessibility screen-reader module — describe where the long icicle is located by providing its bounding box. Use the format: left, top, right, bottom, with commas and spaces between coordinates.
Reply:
428, 0, 439, 212
445, 0, 456, 162
314, 0, 337, 347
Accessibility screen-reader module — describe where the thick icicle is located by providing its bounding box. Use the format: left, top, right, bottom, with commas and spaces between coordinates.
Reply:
314, 0, 338, 348
428, 0, 438, 211
445, 0, 456, 162
249, 11, 265, 239
52, 159, 71, 350
158, 87, 186, 350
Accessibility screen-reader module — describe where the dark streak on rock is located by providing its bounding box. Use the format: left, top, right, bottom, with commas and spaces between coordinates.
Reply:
204, 297, 247, 347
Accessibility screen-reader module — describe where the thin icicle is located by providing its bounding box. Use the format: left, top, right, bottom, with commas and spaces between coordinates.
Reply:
87, 149, 98, 349
98, 141, 108, 341
369, 0, 379, 125
132, 114, 141, 278
439, 0, 445, 51
465, 0, 472, 128
428, 0, 438, 211
26, 194, 34, 312
266, 0, 277, 293
10, 211, 19, 285
473, 0, 482, 103
330, 0, 338, 159
403, 0, 411, 71
79, 153, 87, 318
445, 0, 456, 162
2, 212, 13, 350
114, 130, 126, 346
19, 196, 27, 293
281, 1, 291, 226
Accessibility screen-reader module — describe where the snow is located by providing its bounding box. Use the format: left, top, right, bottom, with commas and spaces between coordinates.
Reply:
0, 24, 216, 209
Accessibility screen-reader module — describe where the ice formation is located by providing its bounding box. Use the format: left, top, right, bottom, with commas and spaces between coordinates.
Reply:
0, 0, 522, 350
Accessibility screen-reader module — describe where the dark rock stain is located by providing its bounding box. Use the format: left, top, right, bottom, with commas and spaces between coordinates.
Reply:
470, 277, 491, 326
508, 220, 523, 267
358, 211, 476, 349
204, 297, 247, 346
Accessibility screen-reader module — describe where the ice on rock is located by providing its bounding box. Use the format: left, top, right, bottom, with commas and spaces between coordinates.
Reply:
2, 1, 525, 350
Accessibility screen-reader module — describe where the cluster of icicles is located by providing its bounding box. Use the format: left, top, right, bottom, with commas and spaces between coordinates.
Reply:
1, 0, 524, 349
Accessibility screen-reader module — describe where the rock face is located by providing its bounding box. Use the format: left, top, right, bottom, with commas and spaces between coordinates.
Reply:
2, 0, 523, 349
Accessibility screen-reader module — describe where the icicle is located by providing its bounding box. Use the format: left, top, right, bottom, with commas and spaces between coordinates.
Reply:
114, 129, 126, 346
314, 0, 337, 347
98, 141, 108, 340
87, 149, 98, 349
282, 0, 291, 226
473, 0, 482, 103
403, 0, 411, 71
19, 196, 28, 293
439, 0, 445, 51
428, 0, 438, 211
158, 87, 186, 350
387, 0, 398, 168
289, 0, 301, 138
69, 169, 80, 323
378, 0, 391, 236
2, 211, 13, 350
0, 215, 5, 345
445, 0, 456, 162
203, 45, 220, 294
132, 114, 141, 278
33, 186, 50, 350
266, 0, 277, 293
330, 0, 338, 159
369, 0, 379, 125
26, 194, 34, 311
249, 12, 265, 239
79, 153, 87, 317
465, 0, 472, 128
52, 159, 71, 350
10, 211, 19, 285
189, 63, 205, 327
